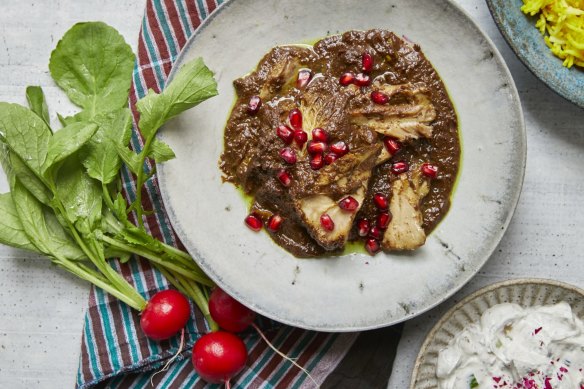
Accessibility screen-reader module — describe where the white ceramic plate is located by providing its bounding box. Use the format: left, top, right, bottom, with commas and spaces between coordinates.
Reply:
157, 0, 526, 331
410, 279, 584, 388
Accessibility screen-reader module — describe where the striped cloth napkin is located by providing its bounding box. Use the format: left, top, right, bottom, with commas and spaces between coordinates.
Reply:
76, 1, 358, 387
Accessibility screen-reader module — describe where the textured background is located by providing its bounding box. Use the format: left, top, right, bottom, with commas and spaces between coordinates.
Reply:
0, 1, 582, 388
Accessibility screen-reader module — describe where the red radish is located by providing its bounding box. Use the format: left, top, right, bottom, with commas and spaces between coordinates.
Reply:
307, 141, 327, 155
192, 331, 247, 385
391, 161, 409, 174
288, 108, 302, 130
365, 238, 380, 255
421, 163, 439, 179
383, 137, 402, 155
369, 225, 382, 240
357, 219, 370, 237
276, 125, 294, 144
362, 52, 374, 73
206, 289, 318, 387
330, 141, 349, 156
354, 73, 371, 86
377, 212, 392, 229
276, 170, 292, 187
373, 193, 388, 210
293, 130, 308, 148
296, 69, 312, 89
320, 213, 335, 231
324, 153, 337, 165
371, 91, 389, 105
140, 290, 190, 341
309, 154, 324, 170
248, 95, 261, 115
339, 196, 359, 211
279, 147, 297, 164
244, 213, 263, 232
312, 128, 329, 143
339, 72, 355, 86
209, 288, 256, 332
266, 214, 284, 232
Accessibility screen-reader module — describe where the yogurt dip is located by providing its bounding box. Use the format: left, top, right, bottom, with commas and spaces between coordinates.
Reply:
436, 302, 584, 389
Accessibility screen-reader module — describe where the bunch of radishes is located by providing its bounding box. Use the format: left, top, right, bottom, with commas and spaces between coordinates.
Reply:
140, 288, 259, 386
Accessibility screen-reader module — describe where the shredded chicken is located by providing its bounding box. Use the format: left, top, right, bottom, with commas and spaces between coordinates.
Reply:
350, 83, 436, 141
382, 169, 430, 250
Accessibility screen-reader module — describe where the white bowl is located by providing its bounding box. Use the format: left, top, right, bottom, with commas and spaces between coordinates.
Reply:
410, 278, 584, 388
157, 0, 526, 331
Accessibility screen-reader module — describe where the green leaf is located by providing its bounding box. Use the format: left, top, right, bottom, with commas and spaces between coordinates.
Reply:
9, 151, 52, 205
43, 208, 86, 261
112, 192, 128, 223
136, 57, 218, 139
83, 108, 132, 183
116, 145, 142, 175
49, 22, 135, 115
118, 226, 157, 246
11, 179, 53, 254
149, 139, 175, 163
0, 192, 41, 252
470, 375, 479, 388
43, 122, 98, 173
54, 156, 102, 230
0, 102, 51, 174
26, 86, 51, 128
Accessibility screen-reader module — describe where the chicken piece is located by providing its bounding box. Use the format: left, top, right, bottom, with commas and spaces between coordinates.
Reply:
350, 83, 436, 141
382, 169, 430, 250
292, 144, 381, 250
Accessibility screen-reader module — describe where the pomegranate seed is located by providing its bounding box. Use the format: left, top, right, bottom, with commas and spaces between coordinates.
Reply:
312, 128, 329, 143
357, 219, 370, 237
279, 147, 297, 164
307, 141, 327, 155
324, 153, 337, 165
391, 161, 409, 174
421, 163, 439, 179
369, 225, 382, 239
310, 154, 324, 170
338, 196, 359, 211
266, 214, 284, 232
276, 170, 291, 187
244, 213, 262, 232
354, 73, 371, 86
320, 213, 335, 231
330, 141, 349, 156
377, 212, 391, 229
365, 238, 380, 255
276, 124, 294, 144
339, 72, 355, 86
288, 108, 302, 130
383, 137, 402, 155
296, 69, 312, 89
362, 52, 374, 73
373, 193, 388, 210
294, 130, 308, 148
248, 95, 261, 115
371, 91, 389, 105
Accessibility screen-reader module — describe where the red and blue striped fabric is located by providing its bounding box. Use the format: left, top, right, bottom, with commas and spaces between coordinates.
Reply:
76, 1, 358, 387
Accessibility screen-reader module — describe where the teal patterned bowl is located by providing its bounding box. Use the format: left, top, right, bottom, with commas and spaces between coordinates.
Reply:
487, 0, 584, 108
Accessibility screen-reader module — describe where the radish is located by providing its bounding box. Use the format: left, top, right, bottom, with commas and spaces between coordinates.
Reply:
209, 288, 256, 332
206, 288, 317, 386
192, 331, 247, 386
140, 290, 191, 340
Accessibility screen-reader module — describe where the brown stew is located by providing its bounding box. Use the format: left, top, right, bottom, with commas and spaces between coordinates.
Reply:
220, 30, 460, 257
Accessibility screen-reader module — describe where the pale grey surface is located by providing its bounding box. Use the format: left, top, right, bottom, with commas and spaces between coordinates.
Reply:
158, 0, 524, 332
388, 1, 584, 388
0, 1, 143, 388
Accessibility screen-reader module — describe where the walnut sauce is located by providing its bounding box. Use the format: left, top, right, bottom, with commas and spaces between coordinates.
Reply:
436, 302, 584, 389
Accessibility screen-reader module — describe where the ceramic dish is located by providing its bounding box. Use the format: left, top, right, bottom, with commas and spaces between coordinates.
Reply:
487, 0, 584, 108
157, 0, 526, 331
410, 278, 584, 388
